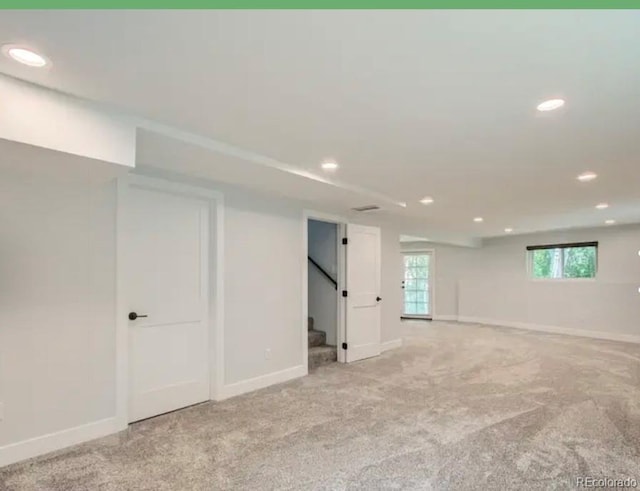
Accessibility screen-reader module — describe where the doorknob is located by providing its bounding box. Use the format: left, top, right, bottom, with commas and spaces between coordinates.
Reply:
128, 312, 148, 321
376, 296, 382, 302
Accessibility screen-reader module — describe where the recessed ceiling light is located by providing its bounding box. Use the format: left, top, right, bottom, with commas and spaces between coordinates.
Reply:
577, 171, 597, 182
504, 228, 513, 233
537, 98, 565, 112
605, 219, 616, 225
595, 203, 609, 210
2, 44, 49, 67
321, 161, 338, 171
473, 217, 484, 223
419, 196, 434, 205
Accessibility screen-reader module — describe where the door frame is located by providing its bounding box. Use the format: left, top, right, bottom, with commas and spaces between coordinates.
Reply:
401, 248, 436, 320
115, 174, 225, 429
302, 210, 347, 365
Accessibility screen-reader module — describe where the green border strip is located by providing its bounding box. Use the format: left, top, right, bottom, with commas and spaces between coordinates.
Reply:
2, 1, 640, 8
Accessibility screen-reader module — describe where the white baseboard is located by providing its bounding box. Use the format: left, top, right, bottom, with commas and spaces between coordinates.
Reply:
381, 339, 403, 352
457, 316, 640, 345
0, 417, 119, 469
432, 314, 459, 322
217, 364, 307, 401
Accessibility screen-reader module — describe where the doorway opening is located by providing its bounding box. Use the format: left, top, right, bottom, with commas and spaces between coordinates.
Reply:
402, 251, 434, 320
307, 219, 340, 370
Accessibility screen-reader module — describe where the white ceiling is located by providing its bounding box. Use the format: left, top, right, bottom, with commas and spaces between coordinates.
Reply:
1, 10, 640, 242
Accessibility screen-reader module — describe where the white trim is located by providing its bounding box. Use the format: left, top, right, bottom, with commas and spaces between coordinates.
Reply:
116, 174, 225, 428
217, 365, 307, 400
302, 210, 348, 365
336, 223, 347, 363
212, 190, 225, 402
457, 316, 640, 344
381, 339, 403, 352
0, 417, 119, 468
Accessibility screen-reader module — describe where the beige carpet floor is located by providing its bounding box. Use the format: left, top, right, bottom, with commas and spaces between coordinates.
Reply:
2, 321, 639, 490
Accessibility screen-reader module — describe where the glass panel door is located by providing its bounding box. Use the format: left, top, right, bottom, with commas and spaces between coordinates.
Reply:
402, 252, 432, 317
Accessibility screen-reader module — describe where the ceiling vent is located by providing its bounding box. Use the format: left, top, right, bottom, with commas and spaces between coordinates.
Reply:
351, 205, 380, 212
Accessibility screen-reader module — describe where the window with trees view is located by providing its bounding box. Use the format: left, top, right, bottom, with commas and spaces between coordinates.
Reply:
527, 242, 598, 279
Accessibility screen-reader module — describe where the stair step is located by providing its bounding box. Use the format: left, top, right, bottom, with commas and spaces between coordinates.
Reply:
308, 329, 326, 348
308, 345, 337, 370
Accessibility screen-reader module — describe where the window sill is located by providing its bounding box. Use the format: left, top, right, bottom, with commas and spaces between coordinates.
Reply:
528, 277, 597, 282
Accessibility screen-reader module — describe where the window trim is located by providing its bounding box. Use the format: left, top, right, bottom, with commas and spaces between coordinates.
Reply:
525, 241, 598, 251
526, 241, 598, 280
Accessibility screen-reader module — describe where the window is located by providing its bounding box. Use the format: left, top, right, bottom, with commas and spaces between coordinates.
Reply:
527, 242, 598, 279
403, 252, 432, 317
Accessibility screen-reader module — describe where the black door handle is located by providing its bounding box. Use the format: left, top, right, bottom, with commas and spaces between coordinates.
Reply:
128, 312, 149, 321
376, 296, 382, 302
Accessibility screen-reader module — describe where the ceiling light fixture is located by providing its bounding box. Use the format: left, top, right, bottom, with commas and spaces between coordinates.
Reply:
419, 196, 434, 205
2, 44, 49, 67
504, 228, 513, 233
321, 161, 338, 171
473, 217, 484, 223
577, 171, 598, 182
595, 203, 609, 210
605, 219, 616, 225
537, 98, 565, 112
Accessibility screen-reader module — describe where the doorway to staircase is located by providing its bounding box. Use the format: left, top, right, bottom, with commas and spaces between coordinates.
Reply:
307, 218, 340, 369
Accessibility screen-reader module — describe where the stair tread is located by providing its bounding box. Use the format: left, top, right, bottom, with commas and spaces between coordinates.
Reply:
309, 345, 336, 352
308, 344, 337, 370
307, 328, 327, 348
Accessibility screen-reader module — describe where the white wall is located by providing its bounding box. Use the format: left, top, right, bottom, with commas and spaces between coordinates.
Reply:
223, 190, 304, 385
0, 74, 136, 168
0, 151, 405, 465
307, 220, 338, 345
0, 147, 122, 453
457, 226, 640, 340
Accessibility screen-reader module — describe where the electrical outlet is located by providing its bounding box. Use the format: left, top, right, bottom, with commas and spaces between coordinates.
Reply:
265, 348, 272, 360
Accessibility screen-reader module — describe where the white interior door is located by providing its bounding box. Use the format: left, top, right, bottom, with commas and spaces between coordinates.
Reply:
345, 224, 381, 362
125, 183, 210, 422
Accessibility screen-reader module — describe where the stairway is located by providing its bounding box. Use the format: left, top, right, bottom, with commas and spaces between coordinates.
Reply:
308, 317, 337, 370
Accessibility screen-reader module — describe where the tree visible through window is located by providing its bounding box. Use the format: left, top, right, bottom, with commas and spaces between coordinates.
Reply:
529, 243, 597, 279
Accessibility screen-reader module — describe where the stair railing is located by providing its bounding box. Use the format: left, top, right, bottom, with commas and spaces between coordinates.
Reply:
307, 256, 337, 290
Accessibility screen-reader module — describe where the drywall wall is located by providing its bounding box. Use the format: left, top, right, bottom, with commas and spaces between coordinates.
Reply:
0, 74, 136, 167
307, 220, 338, 346
223, 190, 304, 385
0, 151, 405, 465
0, 146, 121, 452
457, 225, 640, 339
